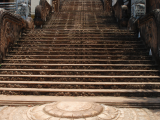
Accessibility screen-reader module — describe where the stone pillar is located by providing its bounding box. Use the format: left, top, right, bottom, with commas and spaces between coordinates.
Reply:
31, 0, 40, 18
53, 0, 59, 12
131, 0, 146, 18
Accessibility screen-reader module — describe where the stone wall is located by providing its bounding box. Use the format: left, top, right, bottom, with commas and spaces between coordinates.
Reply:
147, 0, 160, 13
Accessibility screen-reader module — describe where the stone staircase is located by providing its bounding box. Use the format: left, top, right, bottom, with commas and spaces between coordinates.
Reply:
0, 0, 160, 97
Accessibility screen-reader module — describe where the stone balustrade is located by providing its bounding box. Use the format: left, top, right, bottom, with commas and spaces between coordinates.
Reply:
0, 8, 34, 63
128, 9, 160, 64
0, 9, 25, 62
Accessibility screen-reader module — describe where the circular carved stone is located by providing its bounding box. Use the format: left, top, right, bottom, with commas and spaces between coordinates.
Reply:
57, 102, 92, 111
44, 102, 103, 118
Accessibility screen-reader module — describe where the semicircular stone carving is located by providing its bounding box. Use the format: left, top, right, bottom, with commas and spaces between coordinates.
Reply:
44, 102, 103, 118
26, 101, 120, 120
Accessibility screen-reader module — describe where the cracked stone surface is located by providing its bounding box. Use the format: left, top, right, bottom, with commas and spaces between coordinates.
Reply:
0, 101, 160, 120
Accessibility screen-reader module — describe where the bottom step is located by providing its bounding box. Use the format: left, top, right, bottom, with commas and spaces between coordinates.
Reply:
0, 95, 160, 108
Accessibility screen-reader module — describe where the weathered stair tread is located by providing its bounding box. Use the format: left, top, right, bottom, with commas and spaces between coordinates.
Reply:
7, 55, 151, 57
10, 48, 147, 50
15, 44, 143, 46
0, 88, 159, 93
3, 59, 152, 61
24, 30, 135, 36
24, 29, 134, 31
0, 81, 160, 85
0, 69, 158, 72
17, 40, 139, 42
1, 95, 160, 108
21, 37, 137, 39
0, 75, 159, 78
25, 29, 132, 31
1, 63, 157, 66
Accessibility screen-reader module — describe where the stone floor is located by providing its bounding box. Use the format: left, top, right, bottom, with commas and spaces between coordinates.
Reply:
0, 101, 160, 120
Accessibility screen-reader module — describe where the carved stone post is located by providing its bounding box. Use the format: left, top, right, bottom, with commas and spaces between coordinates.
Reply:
104, 0, 112, 12
34, 0, 52, 27
131, 0, 146, 18
53, 0, 60, 12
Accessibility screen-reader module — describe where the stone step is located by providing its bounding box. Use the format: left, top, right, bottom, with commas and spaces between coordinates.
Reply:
0, 88, 160, 97
3, 59, 154, 64
6, 55, 152, 60
0, 69, 158, 75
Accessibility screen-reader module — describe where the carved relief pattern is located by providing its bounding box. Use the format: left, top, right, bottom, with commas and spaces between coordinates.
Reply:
4, 22, 14, 42
136, 9, 160, 64
0, 10, 25, 60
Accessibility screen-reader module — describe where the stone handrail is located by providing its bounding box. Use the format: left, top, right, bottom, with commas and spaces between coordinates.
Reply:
0, 9, 34, 63
34, 0, 52, 27
137, 9, 160, 64
0, 9, 26, 62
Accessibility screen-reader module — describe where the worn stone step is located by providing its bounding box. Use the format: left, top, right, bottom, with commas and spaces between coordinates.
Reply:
8, 51, 149, 56
0, 69, 158, 75
6, 55, 152, 60
0, 81, 160, 89
1, 63, 157, 70
17, 40, 140, 44
0, 74, 159, 78
0, 88, 160, 97
3, 59, 154, 64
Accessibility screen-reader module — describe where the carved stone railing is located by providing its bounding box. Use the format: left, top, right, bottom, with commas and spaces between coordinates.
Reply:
137, 9, 160, 64
0, 8, 34, 62
34, 0, 52, 27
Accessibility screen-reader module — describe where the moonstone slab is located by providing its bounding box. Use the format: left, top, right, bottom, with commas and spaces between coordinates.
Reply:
44, 102, 104, 118
28, 101, 120, 120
